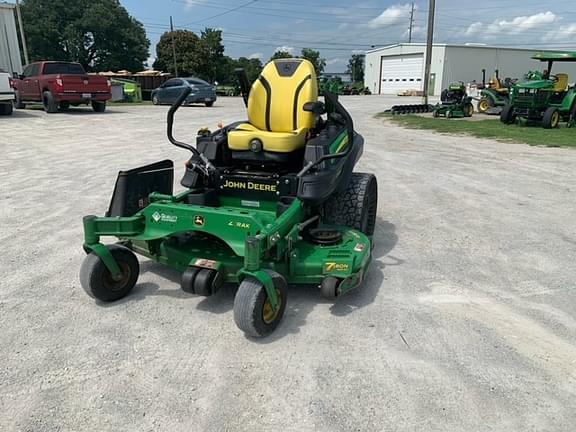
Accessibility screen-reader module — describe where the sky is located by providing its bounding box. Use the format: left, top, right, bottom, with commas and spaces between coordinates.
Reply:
120, 0, 576, 72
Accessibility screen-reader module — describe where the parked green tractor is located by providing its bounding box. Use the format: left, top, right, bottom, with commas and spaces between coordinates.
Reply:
500, 52, 576, 128
318, 76, 370, 96
319, 76, 345, 95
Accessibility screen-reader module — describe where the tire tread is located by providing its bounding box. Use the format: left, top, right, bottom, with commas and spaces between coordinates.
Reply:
324, 172, 378, 236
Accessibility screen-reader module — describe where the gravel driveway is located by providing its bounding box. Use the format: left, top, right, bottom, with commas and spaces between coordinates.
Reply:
1, 96, 575, 431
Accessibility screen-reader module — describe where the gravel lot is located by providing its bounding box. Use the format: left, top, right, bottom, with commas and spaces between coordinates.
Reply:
1, 96, 575, 432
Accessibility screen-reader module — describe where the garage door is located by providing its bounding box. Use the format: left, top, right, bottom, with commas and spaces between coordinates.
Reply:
380, 54, 423, 94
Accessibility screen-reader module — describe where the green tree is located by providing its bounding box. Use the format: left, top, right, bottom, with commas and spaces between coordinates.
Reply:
153, 30, 207, 77
200, 28, 225, 82
347, 54, 365, 83
300, 48, 326, 75
270, 50, 293, 61
215, 56, 263, 88
214, 56, 237, 85
20, 0, 149, 72
235, 57, 263, 84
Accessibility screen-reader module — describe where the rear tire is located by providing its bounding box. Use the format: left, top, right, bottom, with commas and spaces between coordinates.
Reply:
500, 104, 515, 124
205, 101, 214, 107
542, 107, 560, 129
0, 102, 13, 115
464, 103, 474, 117
234, 271, 287, 338
324, 173, 378, 236
477, 98, 491, 113
568, 103, 576, 128
80, 244, 139, 302
14, 91, 25, 109
42, 91, 58, 113
92, 101, 106, 112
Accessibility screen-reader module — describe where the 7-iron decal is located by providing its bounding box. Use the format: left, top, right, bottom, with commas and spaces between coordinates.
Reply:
324, 262, 350, 272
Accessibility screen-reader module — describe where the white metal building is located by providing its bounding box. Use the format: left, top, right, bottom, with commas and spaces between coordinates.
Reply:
0, 2, 22, 74
365, 43, 576, 96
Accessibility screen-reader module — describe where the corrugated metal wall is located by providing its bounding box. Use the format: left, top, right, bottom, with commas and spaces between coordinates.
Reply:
0, 3, 23, 74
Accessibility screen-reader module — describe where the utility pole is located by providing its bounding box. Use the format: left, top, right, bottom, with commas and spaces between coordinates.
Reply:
408, 2, 415, 43
170, 16, 178, 77
15, 0, 29, 65
422, 0, 435, 105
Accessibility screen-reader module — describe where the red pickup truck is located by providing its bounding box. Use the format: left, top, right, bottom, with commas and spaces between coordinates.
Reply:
14, 61, 111, 113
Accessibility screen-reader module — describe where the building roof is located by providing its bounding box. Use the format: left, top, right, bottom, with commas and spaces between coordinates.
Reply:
366, 43, 576, 55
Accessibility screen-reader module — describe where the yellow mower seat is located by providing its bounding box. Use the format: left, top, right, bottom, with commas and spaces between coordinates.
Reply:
228, 58, 318, 153
554, 73, 568, 92
228, 123, 308, 153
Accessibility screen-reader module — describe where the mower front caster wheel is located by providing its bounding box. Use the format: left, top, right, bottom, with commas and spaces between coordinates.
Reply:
234, 271, 287, 338
321, 276, 341, 300
181, 267, 223, 296
80, 244, 139, 302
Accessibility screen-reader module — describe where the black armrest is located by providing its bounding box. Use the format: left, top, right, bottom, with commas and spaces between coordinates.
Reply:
303, 101, 326, 115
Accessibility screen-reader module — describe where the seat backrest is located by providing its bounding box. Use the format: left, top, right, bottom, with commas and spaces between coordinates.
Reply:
247, 58, 318, 133
490, 76, 502, 90
554, 73, 568, 92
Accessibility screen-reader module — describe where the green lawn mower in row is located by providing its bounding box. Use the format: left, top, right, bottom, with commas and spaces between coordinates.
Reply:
433, 82, 474, 118
476, 69, 515, 115
500, 52, 576, 128
80, 59, 378, 337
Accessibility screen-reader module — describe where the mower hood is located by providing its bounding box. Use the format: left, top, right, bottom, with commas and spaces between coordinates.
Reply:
516, 80, 554, 90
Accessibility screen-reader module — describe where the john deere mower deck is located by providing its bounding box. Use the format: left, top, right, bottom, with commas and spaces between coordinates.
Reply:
80, 59, 378, 337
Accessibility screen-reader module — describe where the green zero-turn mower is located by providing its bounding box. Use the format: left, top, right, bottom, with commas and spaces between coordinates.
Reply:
477, 69, 515, 115
80, 58, 378, 337
432, 82, 474, 118
500, 51, 576, 128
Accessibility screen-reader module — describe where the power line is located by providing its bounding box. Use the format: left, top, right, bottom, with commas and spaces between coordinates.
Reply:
181, 0, 259, 26
170, 0, 374, 24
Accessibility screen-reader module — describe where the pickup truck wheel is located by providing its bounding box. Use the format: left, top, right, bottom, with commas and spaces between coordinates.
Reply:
14, 91, 25, 109
205, 101, 214, 107
0, 102, 13, 115
42, 91, 58, 113
91, 101, 106, 113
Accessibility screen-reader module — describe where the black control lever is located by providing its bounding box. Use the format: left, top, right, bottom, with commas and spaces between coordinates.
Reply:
167, 86, 214, 171
235, 68, 251, 107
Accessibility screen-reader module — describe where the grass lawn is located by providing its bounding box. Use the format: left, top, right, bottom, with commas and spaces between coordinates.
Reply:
378, 113, 576, 148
